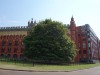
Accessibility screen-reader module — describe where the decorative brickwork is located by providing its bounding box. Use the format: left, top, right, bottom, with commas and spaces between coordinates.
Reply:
0, 19, 36, 59
69, 17, 100, 63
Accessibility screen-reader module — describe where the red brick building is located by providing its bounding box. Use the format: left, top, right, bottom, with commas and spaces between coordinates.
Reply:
69, 16, 100, 63
0, 19, 36, 59
0, 17, 99, 63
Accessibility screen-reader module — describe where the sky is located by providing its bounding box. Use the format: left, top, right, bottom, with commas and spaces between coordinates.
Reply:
0, 0, 100, 38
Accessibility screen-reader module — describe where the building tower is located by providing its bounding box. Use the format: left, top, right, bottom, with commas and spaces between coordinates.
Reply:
70, 16, 76, 42
69, 16, 79, 62
28, 18, 36, 28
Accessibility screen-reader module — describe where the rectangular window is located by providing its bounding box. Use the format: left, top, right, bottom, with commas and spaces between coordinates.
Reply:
78, 34, 80, 36
88, 38, 90, 41
87, 33, 90, 36
83, 43, 86, 48
88, 43, 90, 47
14, 48, 18, 53
21, 48, 23, 53
8, 48, 11, 52
1, 48, 5, 53
8, 42, 12, 46
82, 34, 86, 36
2, 41, 6, 46
79, 50, 81, 54
15, 41, 19, 46
79, 43, 80, 47
84, 54, 87, 58
83, 39, 86, 41
88, 49, 91, 54
83, 50, 87, 54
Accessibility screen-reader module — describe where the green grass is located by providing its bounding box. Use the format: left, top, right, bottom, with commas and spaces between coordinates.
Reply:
0, 61, 100, 71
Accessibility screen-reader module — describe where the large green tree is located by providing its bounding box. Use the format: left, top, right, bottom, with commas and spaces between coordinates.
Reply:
23, 19, 76, 62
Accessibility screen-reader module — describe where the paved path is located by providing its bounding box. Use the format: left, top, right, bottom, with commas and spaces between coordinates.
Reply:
0, 66, 100, 75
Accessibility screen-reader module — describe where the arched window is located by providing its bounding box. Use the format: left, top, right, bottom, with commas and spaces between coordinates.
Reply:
1, 48, 5, 53
1, 54, 4, 57
16, 35, 19, 39
1, 36, 2, 39
20, 54, 23, 59
10, 35, 12, 38
20, 35, 22, 38
7, 54, 11, 58
4, 35, 6, 39
13, 54, 17, 58
21, 48, 23, 53
8, 48, 11, 52
8, 40, 12, 46
14, 48, 18, 53
7, 35, 9, 39
2, 41, 6, 46
15, 41, 19, 46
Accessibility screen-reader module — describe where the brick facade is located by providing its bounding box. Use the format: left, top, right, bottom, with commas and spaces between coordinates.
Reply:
0, 17, 99, 63
69, 16, 100, 63
0, 19, 36, 59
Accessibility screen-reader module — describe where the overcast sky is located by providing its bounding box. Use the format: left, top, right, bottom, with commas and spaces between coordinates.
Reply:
0, 0, 100, 38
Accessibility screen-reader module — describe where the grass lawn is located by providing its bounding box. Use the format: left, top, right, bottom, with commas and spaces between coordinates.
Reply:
0, 61, 100, 71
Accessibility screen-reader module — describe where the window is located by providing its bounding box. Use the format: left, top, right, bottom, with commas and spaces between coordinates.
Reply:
88, 49, 91, 54
83, 43, 86, 48
21, 48, 23, 53
4, 36, 6, 39
2, 41, 6, 46
20, 35, 22, 38
82, 34, 86, 36
78, 34, 80, 36
14, 48, 18, 53
1, 54, 4, 57
1, 36, 2, 39
88, 38, 90, 41
8, 41, 12, 46
1, 48, 5, 53
8, 48, 11, 52
88, 47, 91, 50
80, 55, 82, 58
84, 54, 87, 58
15, 41, 18, 46
79, 50, 81, 54
83, 50, 87, 54
83, 38, 86, 41
88, 35, 90, 38
20, 54, 23, 58
87, 33, 90, 36
79, 43, 80, 47
88, 43, 90, 47
16, 35, 19, 39
7, 54, 11, 58
13, 54, 17, 58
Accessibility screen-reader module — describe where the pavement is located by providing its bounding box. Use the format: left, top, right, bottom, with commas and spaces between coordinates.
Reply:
1, 66, 100, 75
0, 66, 95, 72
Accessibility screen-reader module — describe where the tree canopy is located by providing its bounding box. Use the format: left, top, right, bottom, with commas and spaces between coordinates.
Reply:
23, 19, 76, 62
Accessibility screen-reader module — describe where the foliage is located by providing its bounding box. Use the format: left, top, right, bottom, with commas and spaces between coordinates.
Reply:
23, 19, 76, 62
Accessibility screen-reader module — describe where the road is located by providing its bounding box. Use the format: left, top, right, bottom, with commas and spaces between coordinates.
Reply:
0, 66, 100, 75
